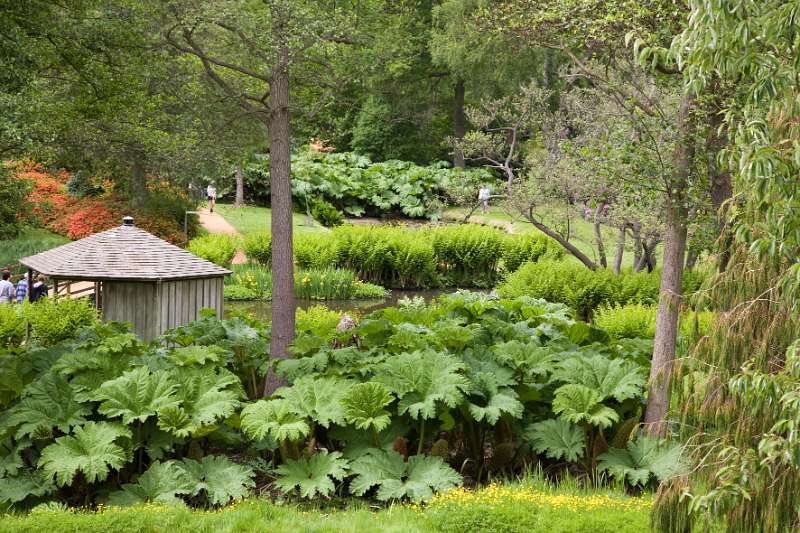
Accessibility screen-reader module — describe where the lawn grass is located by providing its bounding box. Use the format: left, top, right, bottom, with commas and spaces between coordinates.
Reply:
214, 204, 327, 236
443, 204, 659, 271
0, 481, 653, 533
0, 228, 70, 273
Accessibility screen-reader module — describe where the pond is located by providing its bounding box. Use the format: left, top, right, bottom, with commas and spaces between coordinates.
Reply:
224, 289, 468, 321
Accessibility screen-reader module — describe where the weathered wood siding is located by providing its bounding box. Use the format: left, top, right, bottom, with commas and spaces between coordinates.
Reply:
102, 277, 224, 341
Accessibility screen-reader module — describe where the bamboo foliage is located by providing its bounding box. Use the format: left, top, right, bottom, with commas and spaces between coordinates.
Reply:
653, 248, 800, 532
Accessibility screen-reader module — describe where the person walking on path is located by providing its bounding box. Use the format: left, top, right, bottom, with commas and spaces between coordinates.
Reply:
0, 272, 14, 304
30, 274, 49, 303
15, 275, 27, 303
206, 183, 217, 213
478, 184, 491, 213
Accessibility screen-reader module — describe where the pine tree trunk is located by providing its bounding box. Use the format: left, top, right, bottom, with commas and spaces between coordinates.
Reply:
613, 224, 626, 275
453, 78, 466, 169
644, 92, 694, 437
234, 164, 245, 207
593, 203, 607, 269
264, 12, 294, 397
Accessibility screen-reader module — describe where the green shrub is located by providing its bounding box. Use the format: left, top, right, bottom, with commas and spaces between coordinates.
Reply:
594, 304, 657, 339
295, 268, 388, 300
294, 235, 338, 270
227, 264, 272, 299
431, 225, 506, 287
23, 298, 99, 345
223, 284, 260, 300
243, 232, 271, 265
497, 260, 616, 316
296, 305, 342, 339
0, 304, 25, 347
502, 233, 564, 272
332, 226, 438, 288
188, 234, 237, 266
595, 304, 716, 342
310, 200, 344, 227
226, 263, 388, 301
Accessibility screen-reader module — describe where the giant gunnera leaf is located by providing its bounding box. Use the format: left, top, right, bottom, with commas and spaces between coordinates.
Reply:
551, 355, 645, 403
349, 449, 462, 502
598, 435, 684, 487
552, 384, 620, 428
526, 419, 586, 462
275, 376, 350, 428
273, 450, 349, 499
38, 422, 132, 486
179, 455, 255, 506
340, 382, 394, 432
240, 399, 310, 442
6, 373, 91, 440
108, 460, 193, 506
92, 367, 180, 425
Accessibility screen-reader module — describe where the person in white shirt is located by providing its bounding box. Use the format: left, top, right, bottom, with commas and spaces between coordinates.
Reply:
206, 183, 217, 213
0, 272, 14, 304
478, 184, 491, 213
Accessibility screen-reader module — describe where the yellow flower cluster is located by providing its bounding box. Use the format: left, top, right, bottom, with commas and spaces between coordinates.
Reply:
425, 484, 652, 514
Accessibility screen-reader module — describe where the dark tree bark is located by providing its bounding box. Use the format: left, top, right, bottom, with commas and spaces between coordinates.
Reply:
264, 13, 294, 397
453, 78, 466, 169
645, 92, 694, 437
234, 164, 245, 207
631, 222, 643, 272
707, 107, 734, 273
593, 203, 608, 269
130, 154, 148, 207
613, 223, 627, 275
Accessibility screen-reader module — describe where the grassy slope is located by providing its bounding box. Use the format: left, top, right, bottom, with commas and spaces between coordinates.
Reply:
444, 205, 660, 271
0, 482, 652, 533
0, 228, 70, 272
214, 204, 327, 236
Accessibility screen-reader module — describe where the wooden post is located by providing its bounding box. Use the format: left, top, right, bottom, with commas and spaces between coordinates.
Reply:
27, 269, 33, 302
53, 279, 59, 302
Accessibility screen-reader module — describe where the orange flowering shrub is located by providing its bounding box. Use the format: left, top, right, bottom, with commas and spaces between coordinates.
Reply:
12, 161, 188, 243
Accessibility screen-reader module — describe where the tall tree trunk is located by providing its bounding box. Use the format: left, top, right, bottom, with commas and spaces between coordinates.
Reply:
613, 223, 626, 275
130, 154, 148, 207
644, 92, 694, 437
707, 107, 733, 273
264, 11, 294, 397
593, 203, 607, 269
453, 78, 466, 169
234, 164, 245, 207
631, 222, 643, 272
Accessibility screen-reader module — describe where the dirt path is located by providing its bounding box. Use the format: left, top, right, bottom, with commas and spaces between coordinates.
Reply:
197, 208, 247, 265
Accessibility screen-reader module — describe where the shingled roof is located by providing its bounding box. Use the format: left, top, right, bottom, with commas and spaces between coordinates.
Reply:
20, 217, 231, 281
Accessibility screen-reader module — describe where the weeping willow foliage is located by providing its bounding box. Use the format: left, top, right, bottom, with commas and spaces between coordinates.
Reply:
652, 249, 800, 532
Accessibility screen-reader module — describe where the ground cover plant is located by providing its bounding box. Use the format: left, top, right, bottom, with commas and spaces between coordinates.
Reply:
224, 264, 388, 301
0, 476, 652, 533
0, 292, 679, 515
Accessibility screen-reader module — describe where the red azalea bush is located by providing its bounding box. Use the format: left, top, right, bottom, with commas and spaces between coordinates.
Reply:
12, 161, 191, 243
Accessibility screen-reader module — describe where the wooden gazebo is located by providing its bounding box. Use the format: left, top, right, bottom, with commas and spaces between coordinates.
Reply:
20, 216, 230, 340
